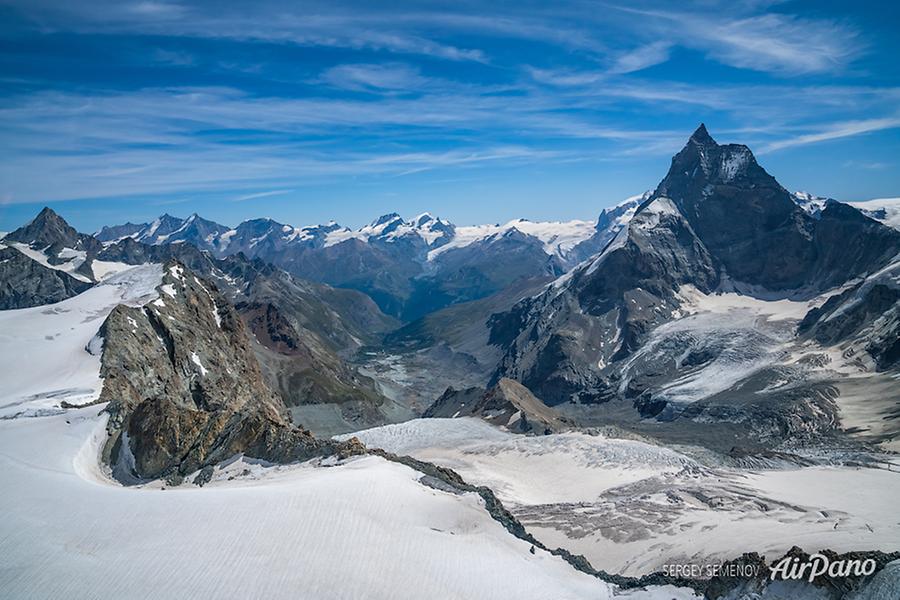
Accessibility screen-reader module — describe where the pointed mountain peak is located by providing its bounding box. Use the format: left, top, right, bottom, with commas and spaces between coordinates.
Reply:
6, 206, 81, 248
689, 123, 716, 147
35, 206, 61, 220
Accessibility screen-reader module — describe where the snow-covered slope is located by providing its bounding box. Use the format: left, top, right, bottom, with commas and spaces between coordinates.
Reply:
0, 407, 697, 600
340, 418, 900, 578
1, 241, 92, 283
0, 264, 162, 418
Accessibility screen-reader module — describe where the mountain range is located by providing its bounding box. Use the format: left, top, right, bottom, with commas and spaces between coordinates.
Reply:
3, 125, 900, 598
94, 198, 642, 320
3, 125, 899, 452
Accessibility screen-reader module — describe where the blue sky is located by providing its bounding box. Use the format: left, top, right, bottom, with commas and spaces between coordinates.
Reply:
1, 0, 898, 232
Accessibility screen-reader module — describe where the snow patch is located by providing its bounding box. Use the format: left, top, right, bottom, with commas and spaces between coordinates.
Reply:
191, 352, 208, 376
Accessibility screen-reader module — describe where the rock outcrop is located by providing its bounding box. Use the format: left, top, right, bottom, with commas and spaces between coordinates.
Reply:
425, 378, 572, 434
99, 260, 364, 481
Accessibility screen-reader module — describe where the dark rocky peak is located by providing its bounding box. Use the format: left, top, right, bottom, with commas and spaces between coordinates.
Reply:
656, 125, 779, 203
688, 122, 715, 147
643, 126, 817, 291
819, 199, 878, 223
153, 213, 186, 234
6, 206, 82, 249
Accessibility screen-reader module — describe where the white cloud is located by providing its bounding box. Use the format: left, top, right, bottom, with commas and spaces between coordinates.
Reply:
609, 41, 672, 74
605, 5, 863, 75
760, 117, 900, 152
234, 189, 294, 202
319, 63, 428, 92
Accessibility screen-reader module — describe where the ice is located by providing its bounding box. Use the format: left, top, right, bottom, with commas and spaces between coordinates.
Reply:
341, 419, 900, 578
339, 418, 694, 505
0, 264, 163, 417
848, 197, 900, 230
90, 260, 132, 281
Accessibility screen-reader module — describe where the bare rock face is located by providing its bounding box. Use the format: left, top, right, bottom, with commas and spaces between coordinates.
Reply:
425, 378, 571, 434
0, 246, 92, 309
99, 260, 363, 481
799, 260, 900, 371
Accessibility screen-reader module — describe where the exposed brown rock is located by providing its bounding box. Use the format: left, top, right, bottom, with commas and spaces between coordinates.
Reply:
425, 378, 572, 434
100, 260, 364, 481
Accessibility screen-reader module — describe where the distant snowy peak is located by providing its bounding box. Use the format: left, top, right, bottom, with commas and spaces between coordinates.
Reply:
792, 192, 900, 231
426, 217, 596, 262
96, 213, 231, 249
95, 197, 645, 265
848, 197, 900, 231
792, 191, 832, 218
323, 213, 455, 248
596, 192, 646, 231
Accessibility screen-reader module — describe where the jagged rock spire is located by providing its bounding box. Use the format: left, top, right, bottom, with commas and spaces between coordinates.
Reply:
689, 123, 716, 146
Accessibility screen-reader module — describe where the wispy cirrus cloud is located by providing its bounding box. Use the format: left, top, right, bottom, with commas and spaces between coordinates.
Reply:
608, 41, 672, 75
0, 0, 897, 221
319, 63, 429, 92
759, 117, 900, 153
233, 189, 294, 202
603, 3, 863, 75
